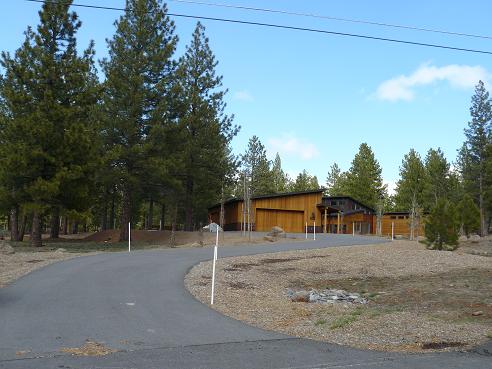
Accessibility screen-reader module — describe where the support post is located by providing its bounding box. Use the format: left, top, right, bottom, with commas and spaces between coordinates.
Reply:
211, 226, 219, 305
305, 222, 308, 239
324, 208, 327, 234
337, 212, 341, 234
314, 221, 316, 241
391, 222, 394, 241
128, 222, 131, 252
353, 222, 355, 236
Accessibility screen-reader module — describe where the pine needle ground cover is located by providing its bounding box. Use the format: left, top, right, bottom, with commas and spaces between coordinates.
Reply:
186, 240, 492, 352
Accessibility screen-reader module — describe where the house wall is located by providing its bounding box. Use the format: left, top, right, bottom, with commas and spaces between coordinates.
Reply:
381, 214, 425, 237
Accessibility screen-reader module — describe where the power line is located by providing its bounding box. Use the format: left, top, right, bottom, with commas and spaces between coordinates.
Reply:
25, 0, 492, 55
169, 0, 492, 41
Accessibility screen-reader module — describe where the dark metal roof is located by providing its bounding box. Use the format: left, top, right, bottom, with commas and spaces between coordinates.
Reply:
321, 196, 376, 213
208, 189, 325, 210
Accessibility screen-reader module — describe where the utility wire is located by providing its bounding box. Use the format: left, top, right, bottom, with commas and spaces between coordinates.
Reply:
169, 0, 492, 41
24, 0, 492, 55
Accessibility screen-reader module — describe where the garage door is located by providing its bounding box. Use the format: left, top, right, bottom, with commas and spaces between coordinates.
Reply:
256, 209, 304, 233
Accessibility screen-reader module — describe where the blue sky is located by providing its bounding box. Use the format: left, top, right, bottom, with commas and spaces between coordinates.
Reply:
2, 0, 492, 193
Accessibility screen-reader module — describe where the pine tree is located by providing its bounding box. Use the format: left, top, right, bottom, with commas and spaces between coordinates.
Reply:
101, 0, 178, 240
423, 148, 450, 210
290, 170, 320, 192
457, 194, 480, 237
344, 143, 386, 209
241, 136, 272, 195
394, 149, 425, 239
175, 22, 239, 230
425, 198, 460, 250
271, 153, 288, 193
0, 0, 99, 246
325, 162, 347, 196
463, 80, 492, 236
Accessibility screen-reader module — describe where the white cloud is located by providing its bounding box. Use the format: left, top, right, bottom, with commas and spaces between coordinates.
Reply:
233, 90, 254, 102
268, 133, 320, 160
375, 63, 490, 102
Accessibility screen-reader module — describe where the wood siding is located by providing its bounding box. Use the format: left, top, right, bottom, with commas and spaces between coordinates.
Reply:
381, 214, 425, 237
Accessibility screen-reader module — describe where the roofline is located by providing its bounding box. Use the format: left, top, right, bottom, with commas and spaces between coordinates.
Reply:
322, 195, 376, 213
208, 189, 325, 210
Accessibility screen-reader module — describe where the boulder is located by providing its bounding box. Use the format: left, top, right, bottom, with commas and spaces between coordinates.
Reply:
267, 226, 286, 238
470, 234, 481, 243
458, 235, 468, 242
0, 240, 15, 255
263, 235, 276, 242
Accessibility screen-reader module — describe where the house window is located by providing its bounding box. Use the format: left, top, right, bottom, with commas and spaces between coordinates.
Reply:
331, 201, 337, 206
398, 215, 405, 219
390, 216, 397, 219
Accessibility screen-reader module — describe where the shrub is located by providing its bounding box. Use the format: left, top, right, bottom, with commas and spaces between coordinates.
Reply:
425, 198, 460, 250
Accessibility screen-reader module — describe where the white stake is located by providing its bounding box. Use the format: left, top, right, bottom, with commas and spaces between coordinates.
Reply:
353, 222, 355, 236
391, 222, 394, 241
313, 221, 316, 240
305, 222, 308, 239
211, 226, 219, 305
128, 222, 131, 252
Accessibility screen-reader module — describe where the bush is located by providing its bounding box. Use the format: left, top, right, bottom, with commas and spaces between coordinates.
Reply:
457, 194, 480, 237
425, 198, 460, 250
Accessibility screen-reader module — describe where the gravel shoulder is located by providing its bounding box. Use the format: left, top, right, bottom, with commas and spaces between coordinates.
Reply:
0, 250, 95, 288
185, 240, 492, 353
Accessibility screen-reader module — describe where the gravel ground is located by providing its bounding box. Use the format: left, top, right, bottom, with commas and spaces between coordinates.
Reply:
185, 240, 492, 352
0, 250, 93, 288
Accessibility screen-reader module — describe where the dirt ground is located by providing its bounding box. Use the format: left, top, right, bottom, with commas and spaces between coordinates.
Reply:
0, 250, 92, 288
185, 240, 492, 353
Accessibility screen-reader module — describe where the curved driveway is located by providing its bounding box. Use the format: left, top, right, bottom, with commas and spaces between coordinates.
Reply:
0, 234, 490, 368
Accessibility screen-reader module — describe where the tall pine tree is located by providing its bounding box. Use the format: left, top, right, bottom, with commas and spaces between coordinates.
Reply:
101, 0, 178, 241
175, 22, 239, 230
0, 0, 99, 246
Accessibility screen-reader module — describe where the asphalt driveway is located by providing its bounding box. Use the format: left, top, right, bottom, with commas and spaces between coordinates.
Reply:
0, 234, 490, 368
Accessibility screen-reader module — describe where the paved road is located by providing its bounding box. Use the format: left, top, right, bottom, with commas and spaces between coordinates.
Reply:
0, 234, 490, 368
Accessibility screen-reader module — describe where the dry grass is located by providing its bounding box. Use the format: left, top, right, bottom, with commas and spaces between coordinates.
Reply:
60, 340, 117, 356
185, 240, 492, 352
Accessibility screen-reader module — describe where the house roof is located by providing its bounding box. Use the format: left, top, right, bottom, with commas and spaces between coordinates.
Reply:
208, 189, 325, 210
321, 196, 376, 213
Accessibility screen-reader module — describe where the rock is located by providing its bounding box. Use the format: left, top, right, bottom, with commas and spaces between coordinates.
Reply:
458, 235, 468, 242
288, 290, 310, 302
55, 248, 67, 253
289, 288, 367, 305
0, 240, 15, 255
472, 311, 484, 316
267, 226, 286, 238
470, 234, 481, 243
263, 235, 276, 242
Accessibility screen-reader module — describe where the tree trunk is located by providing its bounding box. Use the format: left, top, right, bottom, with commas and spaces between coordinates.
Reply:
170, 203, 178, 247
184, 177, 194, 231
18, 214, 27, 242
71, 221, 79, 234
10, 207, 19, 242
109, 188, 116, 229
101, 197, 108, 231
119, 186, 131, 241
62, 216, 68, 235
147, 197, 154, 230
160, 203, 165, 231
479, 174, 487, 236
31, 211, 42, 247
50, 207, 60, 239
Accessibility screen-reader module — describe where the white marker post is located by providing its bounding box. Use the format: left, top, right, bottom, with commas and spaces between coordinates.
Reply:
313, 221, 316, 241
391, 222, 395, 241
211, 226, 219, 305
353, 222, 355, 237
305, 222, 308, 240
128, 222, 131, 252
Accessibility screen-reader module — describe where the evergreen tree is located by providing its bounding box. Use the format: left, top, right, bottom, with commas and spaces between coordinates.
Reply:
463, 80, 492, 236
457, 194, 480, 237
394, 149, 425, 239
0, 0, 99, 246
425, 198, 460, 250
271, 153, 288, 193
101, 0, 178, 240
344, 143, 386, 209
241, 135, 272, 196
175, 22, 239, 230
290, 170, 319, 191
423, 148, 450, 210
325, 162, 347, 196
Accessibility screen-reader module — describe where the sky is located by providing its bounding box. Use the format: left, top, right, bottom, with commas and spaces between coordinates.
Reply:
2, 0, 492, 194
